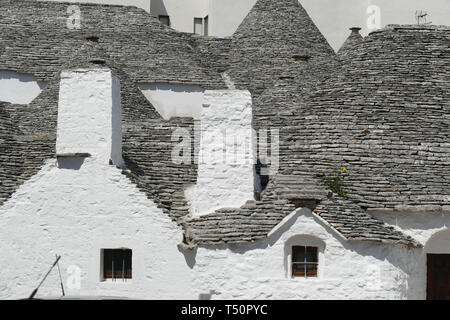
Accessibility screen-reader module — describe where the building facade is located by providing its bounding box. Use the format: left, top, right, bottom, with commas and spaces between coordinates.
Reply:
1, 0, 449, 300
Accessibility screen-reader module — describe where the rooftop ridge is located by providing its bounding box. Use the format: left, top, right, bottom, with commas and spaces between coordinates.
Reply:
8, 0, 147, 11
370, 24, 450, 35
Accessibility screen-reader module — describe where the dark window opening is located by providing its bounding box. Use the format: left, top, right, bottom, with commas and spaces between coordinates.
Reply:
292, 55, 310, 62
159, 15, 170, 26
103, 249, 132, 280
86, 36, 99, 42
89, 59, 106, 65
292, 246, 318, 278
427, 254, 450, 300
254, 159, 269, 200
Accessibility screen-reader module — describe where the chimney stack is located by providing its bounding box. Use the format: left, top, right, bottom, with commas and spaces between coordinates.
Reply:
56, 68, 123, 166
193, 90, 255, 216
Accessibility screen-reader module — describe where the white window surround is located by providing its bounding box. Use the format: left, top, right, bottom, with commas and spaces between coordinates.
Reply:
99, 247, 134, 284
284, 234, 326, 279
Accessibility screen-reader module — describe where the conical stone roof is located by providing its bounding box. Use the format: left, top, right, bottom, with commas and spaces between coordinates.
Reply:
228, 0, 335, 96
337, 27, 364, 57
0, 0, 225, 88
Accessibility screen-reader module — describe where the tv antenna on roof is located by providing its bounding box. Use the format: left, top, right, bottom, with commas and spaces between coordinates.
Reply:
415, 10, 432, 25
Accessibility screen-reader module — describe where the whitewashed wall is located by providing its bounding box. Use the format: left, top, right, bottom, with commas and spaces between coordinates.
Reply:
0, 158, 195, 299
192, 208, 425, 300
1, 65, 446, 299
0, 71, 47, 104
208, 0, 257, 37
0, 183, 430, 300
137, 83, 204, 120
371, 210, 450, 298
150, 0, 208, 33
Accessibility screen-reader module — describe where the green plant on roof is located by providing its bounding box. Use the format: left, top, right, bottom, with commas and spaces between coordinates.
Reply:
322, 163, 349, 200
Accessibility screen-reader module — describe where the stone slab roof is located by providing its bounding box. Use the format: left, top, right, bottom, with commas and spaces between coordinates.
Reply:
226, 0, 336, 97
256, 24, 450, 216
184, 174, 419, 246
313, 198, 421, 246
337, 27, 364, 56
0, 1, 436, 248
0, 0, 225, 88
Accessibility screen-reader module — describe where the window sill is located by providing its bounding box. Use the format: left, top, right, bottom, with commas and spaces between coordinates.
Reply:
289, 276, 320, 280
100, 279, 133, 284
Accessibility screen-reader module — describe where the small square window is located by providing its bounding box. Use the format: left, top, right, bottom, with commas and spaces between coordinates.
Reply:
159, 15, 170, 26
292, 246, 318, 278
102, 249, 132, 281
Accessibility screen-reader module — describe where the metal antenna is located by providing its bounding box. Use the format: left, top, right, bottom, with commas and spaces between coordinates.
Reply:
55, 254, 65, 297
415, 10, 432, 25
28, 255, 61, 299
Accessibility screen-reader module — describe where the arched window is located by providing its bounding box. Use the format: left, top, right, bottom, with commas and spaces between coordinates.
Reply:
284, 235, 325, 279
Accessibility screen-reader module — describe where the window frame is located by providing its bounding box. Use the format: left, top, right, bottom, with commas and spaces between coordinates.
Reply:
291, 245, 319, 278
193, 17, 203, 35
158, 15, 170, 27
101, 248, 132, 281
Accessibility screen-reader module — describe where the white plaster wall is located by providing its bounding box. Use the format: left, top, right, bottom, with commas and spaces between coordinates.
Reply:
371, 211, 450, 248
150, 0, 208, 33
193, 90, 255, 216
56, 69, 122, 166
208, 0, 257, 37
137, 83, 204, 120
192, 208, 423, 300
426, 229, 450, 254
0, 170, 431, 300
371, 210, 450, 299
0, 158, 194, 299
0, 71, 47, 104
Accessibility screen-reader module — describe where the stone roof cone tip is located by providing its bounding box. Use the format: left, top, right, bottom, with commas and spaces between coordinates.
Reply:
338, 26, 364, 55
233, 0, 333, 51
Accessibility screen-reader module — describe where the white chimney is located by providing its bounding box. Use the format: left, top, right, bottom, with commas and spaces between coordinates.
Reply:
56, 68, 122, 166
193, 90, 255, 216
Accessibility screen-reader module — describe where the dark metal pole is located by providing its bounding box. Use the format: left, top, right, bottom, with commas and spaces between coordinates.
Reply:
55, 254, 65, 296
28, 255, 61, 299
